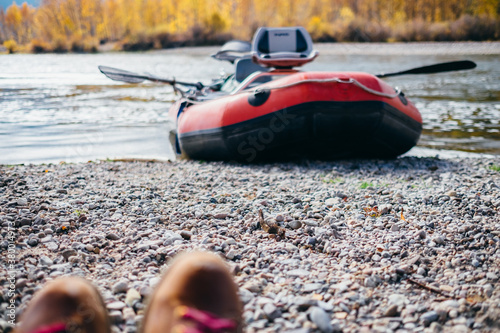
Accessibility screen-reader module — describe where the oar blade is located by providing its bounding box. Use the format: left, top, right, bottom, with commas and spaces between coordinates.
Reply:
98, 66, 146, 84
376, 60, 477, 78
404, 60, 477, 75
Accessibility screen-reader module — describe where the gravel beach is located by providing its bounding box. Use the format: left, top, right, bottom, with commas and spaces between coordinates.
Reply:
1, 157, 499, 333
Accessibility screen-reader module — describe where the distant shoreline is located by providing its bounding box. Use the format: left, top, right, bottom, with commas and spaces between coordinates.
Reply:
2, 41, 499, 56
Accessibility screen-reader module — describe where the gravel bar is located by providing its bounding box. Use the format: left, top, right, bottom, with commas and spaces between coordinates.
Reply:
1, 157, 499, 333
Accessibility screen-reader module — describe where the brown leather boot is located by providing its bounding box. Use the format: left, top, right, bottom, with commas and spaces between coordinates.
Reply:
141, 251, 242, 333
14, 277, 110, 333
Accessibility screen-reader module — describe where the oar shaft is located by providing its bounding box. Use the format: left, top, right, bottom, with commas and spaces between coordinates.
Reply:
98, 66, 204, 89
376, 60, 477, 78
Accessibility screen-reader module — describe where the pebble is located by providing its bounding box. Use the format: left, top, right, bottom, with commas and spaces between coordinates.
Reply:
421, 310, 439, 326
106, 233, 120, 240
38, 256, 54, 266
61, 249, 77, 260
432, 236, 445, 245
309, 307, 333, 333
384, 304, 399, 317
288, 220, 302, 230
416, 230, 426, 239
107, 301, 127, 311
109, 310, 124, 324
112, 281, 129, 294
27, 238, 39, 246
1, 158, 499, 333
263, 303, 282, 320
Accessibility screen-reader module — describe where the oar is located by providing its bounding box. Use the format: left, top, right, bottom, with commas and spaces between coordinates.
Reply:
98, 65, 204, 90
376, 60, 477, 78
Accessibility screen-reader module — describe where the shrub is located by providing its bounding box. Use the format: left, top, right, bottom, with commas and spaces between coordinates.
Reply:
70, 35, 99, 53
3, 39, 18, 53
450, 15, 497, 41
338, 20, 390, 42
51, 37, 69, 53
29, 38, 51, 53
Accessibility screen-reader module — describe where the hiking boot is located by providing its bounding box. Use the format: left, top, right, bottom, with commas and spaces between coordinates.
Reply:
141, 251, 242, 333
14, 277, 110, 333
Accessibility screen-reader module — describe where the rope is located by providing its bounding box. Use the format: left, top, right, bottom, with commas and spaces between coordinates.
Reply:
184, 76, 400, 104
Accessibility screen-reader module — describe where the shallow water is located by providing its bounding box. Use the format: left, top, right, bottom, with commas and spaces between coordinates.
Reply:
1, 43, 499, 164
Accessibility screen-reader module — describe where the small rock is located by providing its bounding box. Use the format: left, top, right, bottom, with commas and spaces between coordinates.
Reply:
179, 230, 191, 240
45, 241, 59, 251
287, 269, 310, 277
384, 304, 399, 317
16, 278, 28, 289
19, 218, 32, 226
106, 233, 120, 240
432, 236, 445, 245
239, 288, 254, 304
28, 238, 39, 247
39, 256, 53, 266
303, 283, 323, 293
421, 310, 439, 326
309, 306, 333, 333
17, 198, 28, 206
214, 213, 228, 219
61, 249, 77, 260
288, 220, 302, 230
390, 224, 400, 232
109, 310, 123, 324
325, 198, 337, 207
417, 230, 426, 239
122, 307, 136, 322
364, 276, 380, 288
225, 249, 236, 260
139, 286, 152, 297
68, 256, 80, 263
263, 303, 282, 320
242, 282, 263, 293
112, 280, 129, 294
107, 301, 126, 310
486, 272, 498, 281
125, 288, 141, 307
388, 294, 406, 307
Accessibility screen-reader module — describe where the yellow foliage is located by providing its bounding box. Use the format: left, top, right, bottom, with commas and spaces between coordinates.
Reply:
307, 16, 329, 39
3, 39, 18, 53
0, 0, 499, 51
339, 6, 355, 23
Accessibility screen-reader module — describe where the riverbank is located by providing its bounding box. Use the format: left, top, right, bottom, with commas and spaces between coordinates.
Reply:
1, 157, 499, 332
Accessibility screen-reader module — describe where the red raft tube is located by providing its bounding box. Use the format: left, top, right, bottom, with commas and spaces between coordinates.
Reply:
168, 27, 422, 162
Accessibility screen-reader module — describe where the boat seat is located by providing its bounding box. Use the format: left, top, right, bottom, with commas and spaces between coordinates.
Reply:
235, 57, 268, 82
251, 26, 319, 68
211, 40, 252, 63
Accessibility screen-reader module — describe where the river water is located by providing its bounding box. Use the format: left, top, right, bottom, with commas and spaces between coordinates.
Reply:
1, 42, 499, 164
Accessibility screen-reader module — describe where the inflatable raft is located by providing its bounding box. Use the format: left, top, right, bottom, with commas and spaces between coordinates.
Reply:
168, 26, 422, 162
